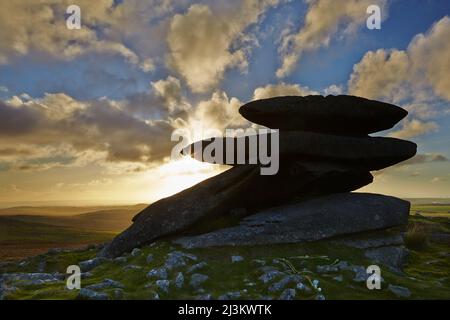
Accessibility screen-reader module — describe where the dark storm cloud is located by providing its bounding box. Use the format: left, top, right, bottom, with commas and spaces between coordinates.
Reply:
0, 94, 180, 170
0, 101, 41, 135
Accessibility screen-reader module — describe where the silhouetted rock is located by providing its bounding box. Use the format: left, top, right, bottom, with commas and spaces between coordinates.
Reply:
99, 165, 257, 258
174, 193, 410, 248
100, 95, 416, 258
239, 95, 407, 134
183, 132, 417, 171
100, 163, 373, 258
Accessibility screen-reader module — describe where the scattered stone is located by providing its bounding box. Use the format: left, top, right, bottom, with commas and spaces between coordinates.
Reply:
147, 267, 168, 280
231, 255, 244, 263
131, 248, 142, 257
219, 291, 241, 300
333, 275, 344, 282
114, 257, 127, 264
187, 262, 207, 274
165, 251, 187, 270
156, 280, 170, 293
79, 258, 106, 272
114, 289, 124, 299
181, 252, 198, 261
85, 279, 124, 291
146, 254, 154, 264
351, 266, 368, 282
279, 288, 296, 300
78, 288, 108, 300
317, 265, 339, 273
252, 259, 266, 266
296, 282, 311, 293
388, 284, 411, 298
190, 274, 209, 289
315, 294, 326, 300
196, 294, 213, 300
1, 273, 61, 286
175, 272, 184, 288
150, 292, 160, 300
336, 261, 349, 269
18, 260, 28, 268
0, 282, 17, 300
123, 265, 142, 271
259, 270, 284, 284
269, 275, 302, 293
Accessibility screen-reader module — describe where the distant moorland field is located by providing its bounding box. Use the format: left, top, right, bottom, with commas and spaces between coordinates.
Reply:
0, 204, 147, 261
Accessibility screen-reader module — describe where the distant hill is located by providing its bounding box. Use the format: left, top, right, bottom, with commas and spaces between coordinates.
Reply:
0, 204, 148, 217
0, 204, 148, 232
406, 198, 450, 205
0, 216, 116, 261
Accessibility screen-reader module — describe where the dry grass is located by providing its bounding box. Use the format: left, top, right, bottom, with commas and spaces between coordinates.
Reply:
405, 222, 430, 249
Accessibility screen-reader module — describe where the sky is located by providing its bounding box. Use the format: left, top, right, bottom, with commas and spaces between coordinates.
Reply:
0, 0, 449, 206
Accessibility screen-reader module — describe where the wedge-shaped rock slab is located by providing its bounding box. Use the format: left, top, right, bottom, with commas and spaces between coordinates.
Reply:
239, 95, 408, 134
99, 164, 373, 258
174, 193, 410, 248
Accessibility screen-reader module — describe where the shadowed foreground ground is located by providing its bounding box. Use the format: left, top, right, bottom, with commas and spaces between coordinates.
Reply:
0, 205, 449, 300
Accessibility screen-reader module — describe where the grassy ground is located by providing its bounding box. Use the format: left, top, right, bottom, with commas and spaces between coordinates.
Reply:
1, 214, 449, 300
0, 217, 116, 261
0, 204, 449, 300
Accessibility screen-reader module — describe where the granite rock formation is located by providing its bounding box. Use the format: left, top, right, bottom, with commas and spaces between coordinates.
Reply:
100, 95, 416, 258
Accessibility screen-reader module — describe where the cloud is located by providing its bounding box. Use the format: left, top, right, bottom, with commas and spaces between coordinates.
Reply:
0, 101, 42, 136
151, 76, 190, 113
166, 0, 280, 93
0, 91, 181, 171
348, 16, 450, 139
193, 91, 248, 132
0, 76, 253, 172
253, 83, 318, 100
348, 16, 450, 103
0, 0, 175, 70
431, 176, 448, 183
389, 119, 438, 139
277, 0, 388, 78
323, 84, 344, 96
399, 153, 449, 166
408, 16, 450, 100
348, 49, 410, 102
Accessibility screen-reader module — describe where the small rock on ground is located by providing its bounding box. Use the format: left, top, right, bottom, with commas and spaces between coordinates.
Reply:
231, 256, 244, 263
175, 272, 184, 288
131, 248, 142, 257
388, 284, 411, 298
279, 289, 296, 300
187, 262, 207, 274
78, 288, 108, 300
190, 274, 209, 289
156, 280, 170, 293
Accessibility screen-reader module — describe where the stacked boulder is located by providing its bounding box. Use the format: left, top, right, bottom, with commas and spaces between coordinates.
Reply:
100, 95, 417, 258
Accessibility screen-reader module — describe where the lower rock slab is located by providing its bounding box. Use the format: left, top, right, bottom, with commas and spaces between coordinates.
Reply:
174, 193, 410, 248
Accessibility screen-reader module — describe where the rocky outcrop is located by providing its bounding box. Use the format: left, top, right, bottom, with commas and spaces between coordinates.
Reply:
174, 193, 410, 248
100, 95, 416, 258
